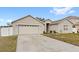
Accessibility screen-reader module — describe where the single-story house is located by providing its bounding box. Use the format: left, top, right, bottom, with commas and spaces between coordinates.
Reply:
49, 16, 79, 33
11, 15, 45, 35
0, 15, 79, 36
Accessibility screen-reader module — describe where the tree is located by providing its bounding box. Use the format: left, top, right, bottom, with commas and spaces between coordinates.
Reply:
36, 17, 45, 22
7, 22, 11, 26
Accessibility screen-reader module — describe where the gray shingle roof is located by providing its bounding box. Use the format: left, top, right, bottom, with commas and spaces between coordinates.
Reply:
11, 15, 44, 25
51, 16, 79, 25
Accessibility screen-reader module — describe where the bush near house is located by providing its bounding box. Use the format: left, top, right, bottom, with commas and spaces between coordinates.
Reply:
53, 30, 57, 33
50, 30, 52, 33
43, 33, 79, 46
0, 36, 17, 52
43, 31, 46, 34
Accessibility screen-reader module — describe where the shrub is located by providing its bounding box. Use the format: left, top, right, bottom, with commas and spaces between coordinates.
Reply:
50, 30, 52, 33
77, 31, 79, 33
72, 32, 75, 33
53, 30, 57, 33
43, 31, 49, 34
43, 31, 46, 34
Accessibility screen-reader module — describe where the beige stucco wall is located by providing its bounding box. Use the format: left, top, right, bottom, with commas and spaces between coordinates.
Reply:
75, 25, 79, 32
49, 24, 58, 32
50, 20, 73, 33
57, 20, 73, 33
69, 19, 79, 24
12, 16, 44, 35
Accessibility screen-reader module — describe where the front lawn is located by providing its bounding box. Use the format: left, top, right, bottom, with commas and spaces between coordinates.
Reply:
43, 33, 79, 46
0, 36, 17, 52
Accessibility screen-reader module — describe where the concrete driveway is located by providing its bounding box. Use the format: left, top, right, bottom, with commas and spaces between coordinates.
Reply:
16, 34, 79, 52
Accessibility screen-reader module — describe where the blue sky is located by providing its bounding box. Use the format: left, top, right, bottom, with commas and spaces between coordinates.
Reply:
0, 7, 79, 25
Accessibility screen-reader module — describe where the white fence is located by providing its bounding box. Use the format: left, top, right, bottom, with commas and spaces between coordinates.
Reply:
0, 26, 13, 36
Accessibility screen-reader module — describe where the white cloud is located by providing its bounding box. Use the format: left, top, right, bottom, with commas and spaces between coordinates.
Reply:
68, 10, 75, 14
7, 19, 13, 23
50, 10, 53, 13
0, 18, 13, 26
50, 7, 75, 15
0, 18, 4, 22
0, 18, 13, 23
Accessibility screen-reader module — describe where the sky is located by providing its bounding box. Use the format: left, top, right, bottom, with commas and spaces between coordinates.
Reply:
0, 7, 79, 25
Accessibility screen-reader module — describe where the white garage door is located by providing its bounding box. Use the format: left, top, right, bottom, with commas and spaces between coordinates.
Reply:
18, 25, 41, 34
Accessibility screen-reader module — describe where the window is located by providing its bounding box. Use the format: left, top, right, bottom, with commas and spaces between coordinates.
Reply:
72, 25, 75, 28
64, 25, 68, 30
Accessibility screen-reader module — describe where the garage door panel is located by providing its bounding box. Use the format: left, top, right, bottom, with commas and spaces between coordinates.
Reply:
18, 25, 41, 34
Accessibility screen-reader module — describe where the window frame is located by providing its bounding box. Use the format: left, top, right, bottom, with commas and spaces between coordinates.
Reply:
63, 25, 68, 31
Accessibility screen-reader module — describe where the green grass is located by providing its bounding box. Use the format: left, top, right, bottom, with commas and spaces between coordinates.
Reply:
43, 33, 79, 46
0, 36, 17, 52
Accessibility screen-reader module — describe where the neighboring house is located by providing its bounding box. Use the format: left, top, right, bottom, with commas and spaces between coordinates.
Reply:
49, 16, 79, 33
50, 16, 79, 33
49, 19, 74, 33
0, 15, 79, 36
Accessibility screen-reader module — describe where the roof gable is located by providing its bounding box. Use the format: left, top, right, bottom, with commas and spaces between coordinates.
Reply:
11, 15, 44, 25
61, 16, 79, 25
52, 19, 74, 25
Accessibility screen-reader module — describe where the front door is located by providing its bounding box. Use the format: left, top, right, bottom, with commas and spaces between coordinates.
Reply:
46, 23, 49, 33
